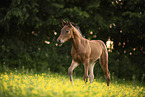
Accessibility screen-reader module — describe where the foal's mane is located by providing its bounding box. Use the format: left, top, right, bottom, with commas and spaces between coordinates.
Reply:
71, 22, 83, 37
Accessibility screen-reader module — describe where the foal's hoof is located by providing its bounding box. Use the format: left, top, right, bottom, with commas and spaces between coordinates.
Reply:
107, 82, 110, 86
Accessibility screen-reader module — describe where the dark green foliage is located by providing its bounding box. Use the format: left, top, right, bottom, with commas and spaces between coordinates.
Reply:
0, 0, 145, 81
108, 52, 145, 81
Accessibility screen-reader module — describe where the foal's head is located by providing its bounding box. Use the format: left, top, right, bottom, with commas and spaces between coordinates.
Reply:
57, 20, 75, 44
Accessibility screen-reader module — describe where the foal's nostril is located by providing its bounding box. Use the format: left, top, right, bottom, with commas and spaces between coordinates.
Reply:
58, 40, 60, 43
57, 39, 61, 43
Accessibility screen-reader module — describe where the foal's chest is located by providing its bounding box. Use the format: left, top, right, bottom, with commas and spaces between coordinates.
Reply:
71, 49, 88, 63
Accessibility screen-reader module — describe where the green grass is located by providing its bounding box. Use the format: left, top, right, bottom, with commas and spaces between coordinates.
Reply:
0, 70, 144, 97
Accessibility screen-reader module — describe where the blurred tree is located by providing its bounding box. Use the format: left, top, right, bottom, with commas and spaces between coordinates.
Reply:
109, 0, 145, 55
0, 0, 144, 80
0, 0, 39, 35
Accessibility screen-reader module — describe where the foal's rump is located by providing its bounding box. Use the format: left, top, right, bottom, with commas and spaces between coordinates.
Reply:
89, 40, 107, 62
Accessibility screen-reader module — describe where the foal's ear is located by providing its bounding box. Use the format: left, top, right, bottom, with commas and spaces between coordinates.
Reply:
67, 20, 73, 28
62, 20, 66, 26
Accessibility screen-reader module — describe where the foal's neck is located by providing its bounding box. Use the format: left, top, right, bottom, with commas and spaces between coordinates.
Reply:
71, 28, 84, 50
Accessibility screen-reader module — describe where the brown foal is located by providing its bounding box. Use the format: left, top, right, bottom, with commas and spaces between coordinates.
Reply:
57, 20, 110, 86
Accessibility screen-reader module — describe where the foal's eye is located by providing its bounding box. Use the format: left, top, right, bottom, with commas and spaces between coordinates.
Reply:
66, 31, 69, 33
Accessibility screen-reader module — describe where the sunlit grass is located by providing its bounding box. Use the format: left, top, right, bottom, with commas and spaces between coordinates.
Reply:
0, 71, 144, 97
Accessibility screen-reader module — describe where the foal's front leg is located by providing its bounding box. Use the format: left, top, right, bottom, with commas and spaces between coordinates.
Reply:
83, 59, 89, 83
68, 60, 79, 85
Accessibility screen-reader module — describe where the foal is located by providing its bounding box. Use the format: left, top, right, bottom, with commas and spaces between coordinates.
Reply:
57, 21, 110, 86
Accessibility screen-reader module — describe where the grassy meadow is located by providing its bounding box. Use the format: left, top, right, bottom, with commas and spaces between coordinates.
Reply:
0, 70, 144, 97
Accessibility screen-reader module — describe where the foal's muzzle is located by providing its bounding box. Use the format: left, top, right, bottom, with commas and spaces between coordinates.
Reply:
57, 38, 63, 46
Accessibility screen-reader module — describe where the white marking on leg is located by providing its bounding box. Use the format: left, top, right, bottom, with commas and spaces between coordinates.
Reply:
68, 60, 79, 85
89, 63, 95, 83
72, 63, 79, 69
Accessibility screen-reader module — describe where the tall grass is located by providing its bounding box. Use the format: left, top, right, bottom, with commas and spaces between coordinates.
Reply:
0, 70, 144, 97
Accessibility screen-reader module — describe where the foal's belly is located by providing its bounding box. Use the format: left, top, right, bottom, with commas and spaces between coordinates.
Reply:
90, 51, 101, 63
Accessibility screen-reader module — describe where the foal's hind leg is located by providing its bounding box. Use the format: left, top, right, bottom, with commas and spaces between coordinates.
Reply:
68, 60, 79, 85
89, 63, 95, 83
99, 52, 110, 86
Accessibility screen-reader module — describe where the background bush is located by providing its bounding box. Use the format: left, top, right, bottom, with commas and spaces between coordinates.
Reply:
0, 0, 145, 82
0, 35, 144, 81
